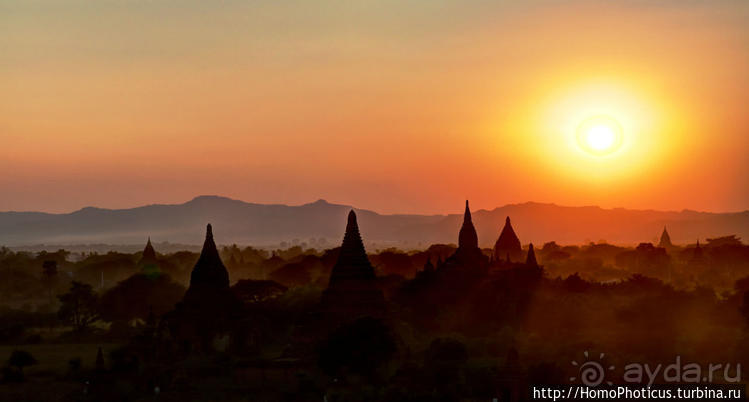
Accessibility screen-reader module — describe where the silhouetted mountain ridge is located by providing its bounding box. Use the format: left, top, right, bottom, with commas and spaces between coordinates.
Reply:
1, 196, 747, 247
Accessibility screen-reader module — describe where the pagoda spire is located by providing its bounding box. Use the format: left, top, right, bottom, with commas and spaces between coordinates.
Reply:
494, 216, 522, 261
526, 243, 539, 268
328, 211, 376, 285
658, 226, 673, 248
322, 210, 384, 316
187, 223, 229, 290
142, 237, 156, 260
458, 200, 479, 250
169, 224, 242, 353
138, 236, 158, 275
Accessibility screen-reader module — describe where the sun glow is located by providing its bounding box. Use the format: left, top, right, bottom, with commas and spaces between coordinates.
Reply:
489, 72, 693, 195
508, 75, 682, 182
587, 126, 615, 150
577, 116, 623, 156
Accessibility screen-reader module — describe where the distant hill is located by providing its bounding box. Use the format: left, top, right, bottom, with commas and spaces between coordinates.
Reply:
1, 195, 747, 248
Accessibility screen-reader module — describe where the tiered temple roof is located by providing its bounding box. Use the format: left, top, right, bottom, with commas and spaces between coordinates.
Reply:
321, 211, 384, 317
328, 211, 376, 284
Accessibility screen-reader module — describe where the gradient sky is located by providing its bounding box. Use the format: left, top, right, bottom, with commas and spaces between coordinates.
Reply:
2, 0, 748, 214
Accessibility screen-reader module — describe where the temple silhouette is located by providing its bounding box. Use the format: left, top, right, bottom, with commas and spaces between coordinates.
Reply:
658, 226, 674, 249
440, 200, 488, 269
139, 237, 157, 266
494, 216, 523, 262
320, 210, 386, 318
138, 237, 160, 277
12, 198, 746, 402
150, 201, 544, 359
163, 224, 243, 354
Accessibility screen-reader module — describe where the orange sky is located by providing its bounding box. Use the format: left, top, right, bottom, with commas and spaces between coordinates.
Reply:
2, 1, 748, 214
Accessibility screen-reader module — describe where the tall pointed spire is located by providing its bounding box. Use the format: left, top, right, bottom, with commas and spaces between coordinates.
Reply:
169, 224, 241, 354
322, 210, 384, 316
328, 211, 376, 283
142, 236, 156, 261
525, 243, 538, 268
458, 200, 479, 250
188, 223, 229, 290
495, 216, 522, 261
658, 226, 673, 249
138, 236, 159, 277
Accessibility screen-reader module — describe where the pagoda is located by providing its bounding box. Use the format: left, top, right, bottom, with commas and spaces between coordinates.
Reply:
164, 224, 241, 353
494, 216, 522, 262
321, 211, 385, 317
458, 200, 479, 251
525, 243, 539, 269
138, 237, 160, 277
657, 227, 674, 249
183, 224, 230, 302
441, 200, 487, 268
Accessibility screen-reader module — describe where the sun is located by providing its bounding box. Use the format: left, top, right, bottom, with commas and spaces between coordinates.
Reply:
577, 115, 624, 156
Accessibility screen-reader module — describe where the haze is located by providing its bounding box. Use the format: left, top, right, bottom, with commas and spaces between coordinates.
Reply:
2, 0, 748, 214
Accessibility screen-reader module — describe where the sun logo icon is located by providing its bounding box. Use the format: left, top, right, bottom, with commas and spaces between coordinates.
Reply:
570, 351, 615, 387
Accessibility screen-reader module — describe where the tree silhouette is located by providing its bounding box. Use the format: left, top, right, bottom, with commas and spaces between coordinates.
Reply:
58, 281, 99, 332
7, 350, 37, 381
98, 273, 185, 324
42, 260, 58, 277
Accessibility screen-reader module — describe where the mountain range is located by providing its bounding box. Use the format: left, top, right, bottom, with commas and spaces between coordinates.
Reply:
1, 195, 747, 249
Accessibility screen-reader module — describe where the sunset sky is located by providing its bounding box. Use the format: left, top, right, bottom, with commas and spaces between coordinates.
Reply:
2, 0, 748, 215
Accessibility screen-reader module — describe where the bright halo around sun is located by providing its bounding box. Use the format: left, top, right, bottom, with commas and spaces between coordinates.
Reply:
576, 116, 623, 156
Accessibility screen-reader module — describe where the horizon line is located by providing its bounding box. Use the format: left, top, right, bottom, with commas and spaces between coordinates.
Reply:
2, 194, 748, 216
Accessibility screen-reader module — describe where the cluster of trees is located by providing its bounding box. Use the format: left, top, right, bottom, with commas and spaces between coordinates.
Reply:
537, 236, 749, 291
2, 350, 37, 382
